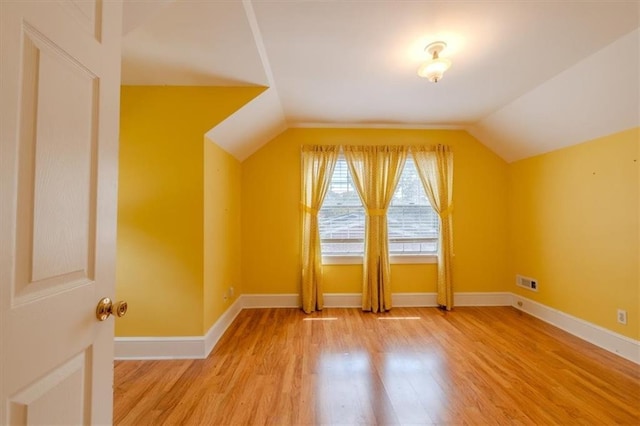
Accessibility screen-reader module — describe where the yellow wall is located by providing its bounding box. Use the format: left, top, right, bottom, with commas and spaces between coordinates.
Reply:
117, 86, 263, 336
118, 84, 637, 343
241, 128, 510, 296
508, 128, 639, 340
204, 139, 242, 331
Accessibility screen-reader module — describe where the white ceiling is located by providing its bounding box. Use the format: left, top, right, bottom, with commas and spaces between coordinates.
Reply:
121, 0, 640, 162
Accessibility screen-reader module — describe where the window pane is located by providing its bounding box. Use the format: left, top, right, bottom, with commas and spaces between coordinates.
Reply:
319, 156, 365, 254
388, 157, 439, 254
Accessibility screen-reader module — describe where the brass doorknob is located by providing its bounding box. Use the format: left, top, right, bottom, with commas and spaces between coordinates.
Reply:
96, 297, 128, 321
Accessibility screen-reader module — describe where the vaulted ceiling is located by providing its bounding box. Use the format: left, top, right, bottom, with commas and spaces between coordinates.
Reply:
121, 1, 639, 162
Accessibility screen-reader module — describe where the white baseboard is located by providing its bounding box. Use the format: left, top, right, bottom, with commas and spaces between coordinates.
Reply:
393, 292, 438, 306
324, 293, 361, 307
115, 297, 243, 360
204, 297, 244, 356
512, 294, 640, 364
241, 293, 299, 308
455, 292, 513, 306
115, 291, 639, 365
323, 292, 512, 308
114, 336, 205, 360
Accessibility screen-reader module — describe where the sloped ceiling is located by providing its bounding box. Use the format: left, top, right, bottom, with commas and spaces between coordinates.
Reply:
122, 0, 640, 162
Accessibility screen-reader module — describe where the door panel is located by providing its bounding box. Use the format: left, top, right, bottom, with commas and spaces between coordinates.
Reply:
16, 24, 98, 299
1, 1, 122, 425
9, 351, 90, 425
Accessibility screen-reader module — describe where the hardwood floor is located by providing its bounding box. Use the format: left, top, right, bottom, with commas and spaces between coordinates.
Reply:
114, 307, 640, 425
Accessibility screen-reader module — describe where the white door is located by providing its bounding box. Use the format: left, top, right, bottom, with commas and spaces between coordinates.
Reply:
1, 1, 122, 424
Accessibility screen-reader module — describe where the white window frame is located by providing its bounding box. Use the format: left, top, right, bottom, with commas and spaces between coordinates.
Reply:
322, 253, 437, 265
319, 154, 439, 265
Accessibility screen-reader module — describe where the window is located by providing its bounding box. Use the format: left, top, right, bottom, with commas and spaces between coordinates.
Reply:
318, 157, 365, 256
318, 155, 439, 261
387, 158, 439, 254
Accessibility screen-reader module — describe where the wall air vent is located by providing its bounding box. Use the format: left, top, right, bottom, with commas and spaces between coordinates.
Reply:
516, 275, 538, 292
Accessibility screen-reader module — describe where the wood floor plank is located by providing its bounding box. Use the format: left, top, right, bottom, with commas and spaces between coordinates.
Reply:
114, 307, 640, 425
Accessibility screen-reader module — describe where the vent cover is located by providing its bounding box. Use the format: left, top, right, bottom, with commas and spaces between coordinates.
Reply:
516, 275, 538, 292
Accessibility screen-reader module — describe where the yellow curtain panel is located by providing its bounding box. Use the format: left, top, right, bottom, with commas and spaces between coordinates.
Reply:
300, 145, 339, 313
411, 145, 454, 310
343, 145, 408, 312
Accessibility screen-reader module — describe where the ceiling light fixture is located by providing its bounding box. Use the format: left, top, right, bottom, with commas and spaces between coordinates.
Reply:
417, 41, 451, 83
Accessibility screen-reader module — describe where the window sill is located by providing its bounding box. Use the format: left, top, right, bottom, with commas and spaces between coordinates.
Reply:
322, 254, 437, 265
